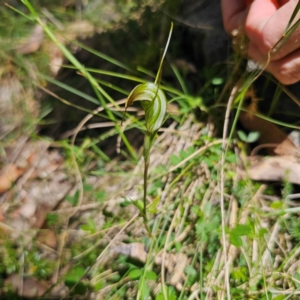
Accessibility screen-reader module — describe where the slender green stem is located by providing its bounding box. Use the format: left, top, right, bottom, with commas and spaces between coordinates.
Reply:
142, 132, 158, 236
142, 133, 152, 236
143, 160, 150, 233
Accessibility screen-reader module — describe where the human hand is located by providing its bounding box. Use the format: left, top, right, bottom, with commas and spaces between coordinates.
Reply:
221, 0, 300, 84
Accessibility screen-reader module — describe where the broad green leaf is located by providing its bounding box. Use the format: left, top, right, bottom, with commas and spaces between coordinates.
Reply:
170, 154, 182, 165
129, 268, 143, 279
185, 265, 197, 285
156, 285, 177, 300
229, 232, 242, 247
237, 130, 248, 142
185, 265, 197, 277
212, 77, 223, 85
270, 201, 284, 209
247, 131, 260, 143
145, 270, 157, 280
258, 228, 268, 237
231, 224, 251, 236
64, 266, 85, 283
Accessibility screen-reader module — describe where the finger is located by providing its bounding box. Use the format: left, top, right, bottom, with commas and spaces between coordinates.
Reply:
246, 0, 300, 59
270, 49, 300, 84
221, 0, 248, 33
248, 42, 300, 84
245, 0, 278, 40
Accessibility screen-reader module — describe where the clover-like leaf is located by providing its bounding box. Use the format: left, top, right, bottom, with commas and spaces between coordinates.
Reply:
124, 82, 167, 133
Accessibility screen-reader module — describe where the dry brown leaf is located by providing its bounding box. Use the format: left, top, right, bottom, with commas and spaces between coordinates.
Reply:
19, 198, 37, 219
36, 229, 57, 249
245, 155, 300, 184
0, 164, 25, 194
5, 274, 48, 298
34, 203, 53, 229
239, 111, 298, 156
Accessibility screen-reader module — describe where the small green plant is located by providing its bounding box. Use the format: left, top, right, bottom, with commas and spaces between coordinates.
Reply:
121, 22, 173, 235
237, 130, 260, 143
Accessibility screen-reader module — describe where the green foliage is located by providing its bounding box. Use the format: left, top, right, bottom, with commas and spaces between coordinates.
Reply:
156, 285, 177, 300
125, 82, 167, 133
184, 265, 197, 286
237, 130, 260, 143
46, 212, 59, 226
66, 190, 79, 206
129, 268, 143, 279
0, 238, 18, 275
81, 219, 96, 234
64, 266, 88, 295
228, 225, 251, 247
1, 1, 300, 299
170, 146, 195, 165
122, 22, 173, 235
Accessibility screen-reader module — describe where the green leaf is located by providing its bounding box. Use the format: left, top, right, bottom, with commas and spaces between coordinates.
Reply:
145, 270, 157, 281
39, 73, 100, 105
170, 154, 182, 165
83, 183, 93, 192
212, 77, 223, 85
95, 190, 106, 202
231, 224, 251, 236
46, 213, 59, 226
185, 265, 197, 285
247, 131, 260, 143
66, 191, 79, 206
129, 268, 143, 279
191, 205, 200, 216
64, 266, 85, 286
156, 285, 177, 300
260, 291, 272, 300
148, 196, 160, 214
293, 272, 300, 288
226, 152, 237, 163
237, 130, 248, 142
185, 265, 197, 277
258, 228, 268, 237
270, 201, 283, 209
232, 267, 248, 281
229, 232, 242, 247
140, 283, 150, 300
80, 219, 96, 234
134, 200, 144, 212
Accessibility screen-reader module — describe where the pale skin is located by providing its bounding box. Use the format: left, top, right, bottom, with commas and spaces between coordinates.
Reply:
221, 0, 300, 85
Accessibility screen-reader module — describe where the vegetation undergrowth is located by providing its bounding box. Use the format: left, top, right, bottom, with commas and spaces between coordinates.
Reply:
0, 0, 300, 299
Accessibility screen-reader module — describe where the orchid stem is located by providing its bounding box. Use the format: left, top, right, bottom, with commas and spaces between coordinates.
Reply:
142, 132, 156, 236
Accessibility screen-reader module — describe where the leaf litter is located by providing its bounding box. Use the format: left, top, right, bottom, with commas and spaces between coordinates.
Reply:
1, 3, 300, 298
